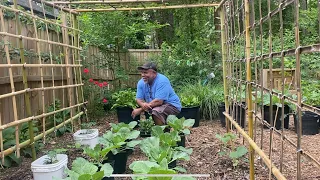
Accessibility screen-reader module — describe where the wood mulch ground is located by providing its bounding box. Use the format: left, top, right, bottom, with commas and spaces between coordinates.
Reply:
0, 113, 319, 180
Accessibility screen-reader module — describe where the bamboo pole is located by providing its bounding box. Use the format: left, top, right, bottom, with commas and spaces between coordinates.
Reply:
0, 101, 3, 165
75, 3, 219, 12
0, 64, 82, 68
244, 0, 254, 179
0, 32, 81, 50
32, 0, 78, 15
52, 0, 163, 4
28, 0, 47, 144
223, 113, 287, 180
61, 13, 75, 132
219, 5, 230, 132
0, 5, 80, 32
0, 102, 87, 130
13, 0, 37, 160
0, 7, 20, 158
0, 112, 83, 157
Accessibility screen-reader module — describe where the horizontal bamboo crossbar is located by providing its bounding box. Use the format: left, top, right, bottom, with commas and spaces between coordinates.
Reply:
223, 112, 287, 180
0, 84, 83, 100
75, 3, 219, 12
52, 0, 163, 4
0, 111, 83, 157
0, 5, 80, 32
0, 102, 87, 130
0, 64, 82, 68
0, 32, 82, 50
0, 75, 74, 85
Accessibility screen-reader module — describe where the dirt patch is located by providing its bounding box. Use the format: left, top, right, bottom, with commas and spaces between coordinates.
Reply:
1, 114, 319, 180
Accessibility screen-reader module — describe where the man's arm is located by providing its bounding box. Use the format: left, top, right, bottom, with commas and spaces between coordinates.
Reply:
148, 99, 164, 108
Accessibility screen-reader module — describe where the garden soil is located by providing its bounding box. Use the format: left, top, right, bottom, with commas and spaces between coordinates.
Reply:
0, 114, 319, 180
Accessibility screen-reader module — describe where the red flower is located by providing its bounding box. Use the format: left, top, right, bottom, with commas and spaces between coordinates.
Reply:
99, 83, 103, 88
102, 98, 108, 103
103, 81, 108, 86
83, 68, 89, 74
89, 78, 93, 82
94, 81, 99, 85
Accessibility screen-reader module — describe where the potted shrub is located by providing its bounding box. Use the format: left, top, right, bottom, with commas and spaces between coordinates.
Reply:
99, 127, 141, 174
167, 115, 195, 147
177, 94, 201, 127
31, 149, 68, 180
73, 129, 99, 149
294, 83, 320, 135
53, 157, 113, 180
111, 89, 139, 124
139, 117, 155, 137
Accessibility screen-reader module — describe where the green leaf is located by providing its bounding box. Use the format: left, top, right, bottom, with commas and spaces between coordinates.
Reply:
182, 129, 190, 135
128, 121, 138, 129
72, 157, 98, 175
78, 174, 91, 180
92, 171, 104, 180
128, 130, 140, 139
151, 126, 165, 137
183, 119, 195, 127
129, 161, 160, 174
229, 146, 248, 159
126, 140, 141, 148
172, 166, 187, 173
101, 163, 114, 177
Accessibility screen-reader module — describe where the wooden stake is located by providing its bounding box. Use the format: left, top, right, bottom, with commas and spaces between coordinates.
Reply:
0, 6, 20, 158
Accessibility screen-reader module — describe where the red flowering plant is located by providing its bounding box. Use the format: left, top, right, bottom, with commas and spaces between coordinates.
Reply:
82, 68, 110, 118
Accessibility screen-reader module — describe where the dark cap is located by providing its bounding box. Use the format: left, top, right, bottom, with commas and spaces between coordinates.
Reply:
137, 62, 157, 71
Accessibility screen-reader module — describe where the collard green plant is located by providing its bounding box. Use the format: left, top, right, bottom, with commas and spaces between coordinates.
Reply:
83, 144, 117, 166
53, 157, 113, 180
99, 127, 141, 154
110, 121, 138, 133
166, 115, 195, 135
151, 126, 180, 147
111, 89, 138, 109
43, 149, 67, 165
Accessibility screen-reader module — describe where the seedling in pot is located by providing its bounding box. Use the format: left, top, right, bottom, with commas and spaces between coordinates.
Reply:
43, 148, 67, 164
139, 117, 155, 135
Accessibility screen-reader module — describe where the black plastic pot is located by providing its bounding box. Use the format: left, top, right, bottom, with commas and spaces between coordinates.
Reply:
168, 160, 177, 169
108, 151, 129, 174
140, 131, 151, 137
177, 134, 185, 147
116, 107, 140, 124
218, 104, 226, 127
263, 105, 290, 130
230, 103, 246, 128
294, 111, 319, 135
177, 106, 200, 127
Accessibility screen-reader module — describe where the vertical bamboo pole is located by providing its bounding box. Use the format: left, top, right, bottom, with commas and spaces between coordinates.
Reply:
28, 0, 46, 144
0, 6, 20, 158
12, 0, 36, 160
61, 13, 75, 132
0, 100, 3, 165
294, 0, 302, 179
220, 5, 230, 132
40, 0, 57, 137
244, 0, 254, 179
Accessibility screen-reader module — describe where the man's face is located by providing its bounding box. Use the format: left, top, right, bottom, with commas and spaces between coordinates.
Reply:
140, 69, 156, 83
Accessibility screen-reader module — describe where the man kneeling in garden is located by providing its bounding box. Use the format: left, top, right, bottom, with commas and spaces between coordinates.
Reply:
131, 62, 181, 125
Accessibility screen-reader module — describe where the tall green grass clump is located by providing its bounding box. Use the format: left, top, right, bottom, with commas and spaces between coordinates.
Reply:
178, 81, 224, 120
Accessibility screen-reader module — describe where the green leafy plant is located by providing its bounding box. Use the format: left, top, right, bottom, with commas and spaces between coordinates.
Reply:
53, 157, 113, 180
111, 89, 138, 109
43, 149, 67, 164
151, 126, 181, 147
180, 94, 200, 107
110, 121, 138, 133
139, 117, 155, 134
99, 127, 141, 155
216, 132, 248, 167
166, 115, 195, 135
83, 144, 117, 167
46, 99, 71, 136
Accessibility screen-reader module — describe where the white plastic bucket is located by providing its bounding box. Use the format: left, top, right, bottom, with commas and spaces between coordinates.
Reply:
73, 129, 99, 148
31, 154, 68, 180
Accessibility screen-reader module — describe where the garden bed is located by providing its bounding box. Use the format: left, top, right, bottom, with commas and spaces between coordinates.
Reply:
0, 114, 319, 179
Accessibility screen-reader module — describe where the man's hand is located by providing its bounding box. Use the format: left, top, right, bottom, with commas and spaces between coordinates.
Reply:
141, 102, 152, 111
132, 108, 143, 119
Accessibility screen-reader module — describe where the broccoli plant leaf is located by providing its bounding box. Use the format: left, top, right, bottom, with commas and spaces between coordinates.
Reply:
101, 163, 114, 177
229, 146, 248, 159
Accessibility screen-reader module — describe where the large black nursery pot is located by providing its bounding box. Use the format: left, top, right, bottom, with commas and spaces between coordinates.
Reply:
116, 107, 140, 124
177, 106, 200, 127
218, 103, 226, 127
229, 103, 246, 128
107, 150, 129, 174
263, 105, 290, 130
294, 111, 319, 135
168, 160, 177, 169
